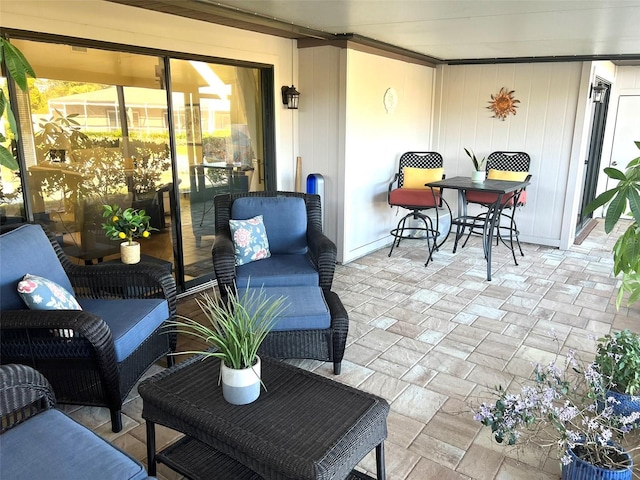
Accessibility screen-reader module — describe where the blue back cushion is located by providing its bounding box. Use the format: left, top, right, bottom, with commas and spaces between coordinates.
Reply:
0, 224, 73, 310
231, 197, 308, 255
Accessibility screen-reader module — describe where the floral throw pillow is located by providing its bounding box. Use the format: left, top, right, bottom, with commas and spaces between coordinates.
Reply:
229, 215, 271, 266
17, 273, 82, 310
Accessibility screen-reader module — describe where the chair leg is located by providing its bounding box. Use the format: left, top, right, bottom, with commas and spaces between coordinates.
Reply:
333, 361, 341, 375
110, 409, 123, 433
167, 354, 175, 368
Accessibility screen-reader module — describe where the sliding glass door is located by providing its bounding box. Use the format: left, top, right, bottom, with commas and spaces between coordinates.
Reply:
3, 35, 273, 292
169, 59, 265, 286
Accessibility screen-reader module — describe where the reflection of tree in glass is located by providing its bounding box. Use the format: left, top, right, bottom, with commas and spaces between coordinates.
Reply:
34, 109, 91, 161
76, 148, 127, 200
130, 142, 171, 194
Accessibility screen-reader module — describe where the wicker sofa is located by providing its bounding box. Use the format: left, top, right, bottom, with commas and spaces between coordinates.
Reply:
0, 364, 154, 479
0, 223, 177, 432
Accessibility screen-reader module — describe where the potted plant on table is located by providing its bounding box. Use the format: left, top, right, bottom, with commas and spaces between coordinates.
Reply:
101, 204, 156, 264
168, 286, 287, 405
584, 140, 640, 308
595, 329, 640, 419
472, 341, 640, 479
465, 148, 486, 183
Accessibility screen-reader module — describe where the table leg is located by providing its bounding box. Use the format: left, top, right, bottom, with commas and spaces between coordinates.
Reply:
146, 420, 157, 476
452, 190, 466, 254
376, 442, 386, 480
484, 194, 504, 281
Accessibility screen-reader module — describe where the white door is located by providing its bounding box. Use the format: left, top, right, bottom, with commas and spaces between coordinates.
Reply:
608, 94, 640, 174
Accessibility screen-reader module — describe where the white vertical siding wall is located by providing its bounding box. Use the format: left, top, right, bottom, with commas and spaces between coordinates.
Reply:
298, 46, 343, 251
299, 46, 436, 263
434, 63, 584, 246
343, 51, 434, 262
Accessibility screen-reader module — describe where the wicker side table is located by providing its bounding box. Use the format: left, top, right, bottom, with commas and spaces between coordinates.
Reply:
140, 354, 389, 480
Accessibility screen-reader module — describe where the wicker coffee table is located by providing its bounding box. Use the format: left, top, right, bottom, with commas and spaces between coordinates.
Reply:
139, 354, 389, 480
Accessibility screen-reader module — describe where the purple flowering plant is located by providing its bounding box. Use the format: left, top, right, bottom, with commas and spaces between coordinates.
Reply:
473, 342, 640, 473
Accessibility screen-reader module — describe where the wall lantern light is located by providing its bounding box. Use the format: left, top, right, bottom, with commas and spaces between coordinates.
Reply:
281, 85, 300, 109
590, 82, 608, 104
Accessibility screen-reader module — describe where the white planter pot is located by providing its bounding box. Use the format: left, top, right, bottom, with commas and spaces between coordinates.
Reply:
120, 241, 141, 264
471, 170, 486, 183
221, 356, 261, 405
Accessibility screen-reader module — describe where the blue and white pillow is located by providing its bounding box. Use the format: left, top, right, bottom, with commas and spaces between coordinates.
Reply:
17, 273, 82, 310
229, 215, 271, 266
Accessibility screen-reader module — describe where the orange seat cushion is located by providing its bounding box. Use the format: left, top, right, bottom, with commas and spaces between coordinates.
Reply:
465, 190, 526, 207
467, 169, 529, 207
389, 188, 440, 208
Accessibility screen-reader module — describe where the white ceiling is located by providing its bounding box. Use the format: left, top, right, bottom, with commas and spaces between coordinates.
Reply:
212, 0, 640, 61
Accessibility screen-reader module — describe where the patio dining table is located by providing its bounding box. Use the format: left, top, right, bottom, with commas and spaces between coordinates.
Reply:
425, 176, 530, 281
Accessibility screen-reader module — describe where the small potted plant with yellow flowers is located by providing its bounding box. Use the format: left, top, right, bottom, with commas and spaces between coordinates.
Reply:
102, 204, 156, 264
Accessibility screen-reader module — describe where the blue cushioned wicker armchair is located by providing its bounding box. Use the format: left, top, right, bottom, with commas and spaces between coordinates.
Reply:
0, 364, 155, 479
212, 191, 347, 374
212, 191, 337, 294
0, 223, 177, 432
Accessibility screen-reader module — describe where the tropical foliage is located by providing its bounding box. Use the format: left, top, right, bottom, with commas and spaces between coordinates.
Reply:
585, 141, 640, 307
0, 37, 36, 170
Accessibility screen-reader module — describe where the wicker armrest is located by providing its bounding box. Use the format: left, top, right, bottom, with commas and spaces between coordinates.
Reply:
1, 309, 118, 374
211, 231, 236, 293
307, 229, 337, 290
0, 364, 56, 432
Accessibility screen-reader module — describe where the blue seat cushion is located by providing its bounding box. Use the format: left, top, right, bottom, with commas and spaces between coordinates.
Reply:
0, 409, 148, 480
235, 254, 319, 288
0, 224, 74, 311
231, 197, 308, 255
240, 286, 331, 331
78, 298, 168, 362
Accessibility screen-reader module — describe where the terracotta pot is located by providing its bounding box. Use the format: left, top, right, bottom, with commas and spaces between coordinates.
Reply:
220, 356, 261, 405
120, 241, 141, 264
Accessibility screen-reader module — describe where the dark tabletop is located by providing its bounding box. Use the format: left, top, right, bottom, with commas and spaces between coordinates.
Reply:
139, 354, 389, 480
426, 175, 530, 194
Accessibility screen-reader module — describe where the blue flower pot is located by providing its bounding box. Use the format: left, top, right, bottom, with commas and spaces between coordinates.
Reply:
561, 445, 632, 480
606, 389, 640, 419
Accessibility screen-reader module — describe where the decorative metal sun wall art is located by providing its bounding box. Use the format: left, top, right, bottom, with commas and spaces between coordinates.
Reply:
487, 87, 520, 120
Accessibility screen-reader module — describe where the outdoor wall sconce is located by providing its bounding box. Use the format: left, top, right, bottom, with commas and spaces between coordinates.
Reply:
590, 82, 608, 104
281, 85, 300, 109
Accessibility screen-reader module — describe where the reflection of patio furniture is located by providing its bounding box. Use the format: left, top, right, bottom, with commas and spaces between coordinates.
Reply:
140, 353, 389, 479
62, 195, 131, 265
188, 163, 250, 247
0, 223, 177, 432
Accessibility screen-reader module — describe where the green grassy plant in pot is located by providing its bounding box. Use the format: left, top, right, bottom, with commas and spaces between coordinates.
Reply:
101, 204, 156, 264
472, 335, 639, 480
465, 148, 486, 183
585, 141, 640, 308
595, 329, 640, 419
168, 286, 287, 405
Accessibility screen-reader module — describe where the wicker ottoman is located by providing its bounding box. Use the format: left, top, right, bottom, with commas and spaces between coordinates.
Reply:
140, 354, 389, 479
248, 286, 348, 375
